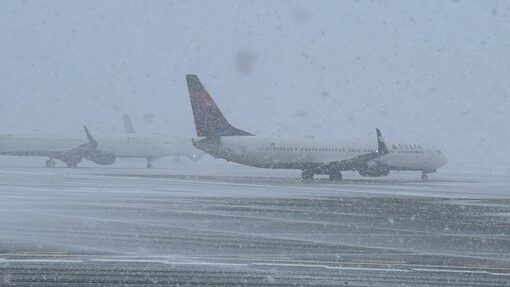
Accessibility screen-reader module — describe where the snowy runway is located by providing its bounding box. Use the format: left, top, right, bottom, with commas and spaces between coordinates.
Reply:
0, 158, 509, 286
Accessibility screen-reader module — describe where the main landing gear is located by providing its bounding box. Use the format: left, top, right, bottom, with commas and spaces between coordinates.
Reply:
45, 159, 56, 168
329, 170, 343, 181
146, 158, 153, 169
301, 170, 314, 181
421, 171, 429, 181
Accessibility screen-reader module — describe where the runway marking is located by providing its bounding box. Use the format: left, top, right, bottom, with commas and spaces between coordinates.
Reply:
251, 262, 409, 272
2, 254, 509, 277
412, 268, 510, 276
88, 258, 248, 267
0, 258, 83, 263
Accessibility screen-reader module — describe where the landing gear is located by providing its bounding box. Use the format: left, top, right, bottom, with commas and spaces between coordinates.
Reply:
45, 159, 56, 168
421, 172, 429, 181
301, 170, 314, 181
329, 170, 343, 181
190, 154, 201, 163
66, 162, 78, 168
146, 158, 153, 169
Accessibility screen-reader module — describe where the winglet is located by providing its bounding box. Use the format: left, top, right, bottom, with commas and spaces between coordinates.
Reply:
83, 126, 97, 146
123, 114, 136, 134
376, 128, 389, 156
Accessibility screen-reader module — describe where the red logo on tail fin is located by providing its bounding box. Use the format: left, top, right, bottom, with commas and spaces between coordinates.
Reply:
186, 75, 253, 137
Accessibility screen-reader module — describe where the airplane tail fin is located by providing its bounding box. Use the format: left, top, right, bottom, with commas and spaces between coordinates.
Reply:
186, 74, 253, 137
123, 114, 136, 134
376, 128, 389, 156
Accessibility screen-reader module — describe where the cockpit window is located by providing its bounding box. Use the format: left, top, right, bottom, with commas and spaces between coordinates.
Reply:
436, 150, 442, 154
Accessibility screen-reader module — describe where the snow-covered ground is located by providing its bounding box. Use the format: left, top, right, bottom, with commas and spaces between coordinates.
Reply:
0, 156, 508, 286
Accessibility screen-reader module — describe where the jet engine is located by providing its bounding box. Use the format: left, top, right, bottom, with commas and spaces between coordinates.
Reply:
357, 159, 390, 177
86, 150, 116, 165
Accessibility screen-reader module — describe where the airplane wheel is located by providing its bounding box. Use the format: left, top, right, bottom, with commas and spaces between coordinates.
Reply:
191, 154, 201, 163
147, 161, 153, 169
301, 170, 314, 181
45, 159, 56, 168
421, 174, 429, 181
67, 162, 78, 168
329, 170, 343, 181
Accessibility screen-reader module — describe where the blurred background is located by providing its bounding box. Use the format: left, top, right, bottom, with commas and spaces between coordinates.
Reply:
0, 0, 508, 171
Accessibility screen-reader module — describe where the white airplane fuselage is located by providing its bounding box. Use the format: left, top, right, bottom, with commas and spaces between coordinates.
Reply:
193, 136, 448, 174
0, 133, 199, 161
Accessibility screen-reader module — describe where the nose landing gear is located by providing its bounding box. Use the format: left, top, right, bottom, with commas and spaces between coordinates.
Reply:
45, 159, 56, 168
146, 158, 153, 169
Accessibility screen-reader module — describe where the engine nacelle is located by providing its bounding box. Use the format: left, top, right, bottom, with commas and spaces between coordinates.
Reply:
357, 159, 390, 177
86, 150, 116, 165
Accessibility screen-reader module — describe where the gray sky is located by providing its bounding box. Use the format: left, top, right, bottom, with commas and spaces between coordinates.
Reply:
0, 0, 509, 170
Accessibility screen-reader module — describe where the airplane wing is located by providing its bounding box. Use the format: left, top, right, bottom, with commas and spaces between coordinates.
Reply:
48, 126, 109, 168
327, 151, 380, 171
82, 127, 116, 165
325, 129, 389, 171
48, 126, 98, 167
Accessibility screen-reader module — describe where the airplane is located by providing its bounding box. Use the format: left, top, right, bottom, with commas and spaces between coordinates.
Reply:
185, 74, 448, 181
0, 124, 202, 168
